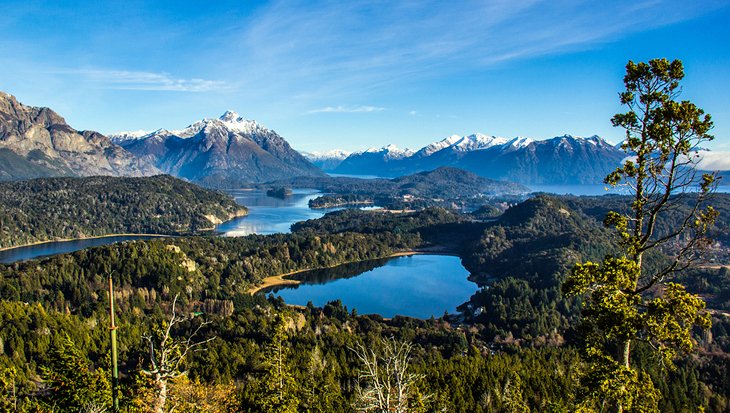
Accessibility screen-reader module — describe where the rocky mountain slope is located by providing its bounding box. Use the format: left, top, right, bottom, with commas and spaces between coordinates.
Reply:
0, 92, 160, 180
328, 134, 625, 184
112, 111, 325, 187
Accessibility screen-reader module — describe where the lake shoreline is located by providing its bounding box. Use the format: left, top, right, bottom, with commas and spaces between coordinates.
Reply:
248, 249, 459, 295
0, 233, 174, 252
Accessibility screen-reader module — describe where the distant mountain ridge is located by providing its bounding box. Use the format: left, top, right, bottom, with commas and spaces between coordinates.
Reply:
327, 133, 624, 184
0, 92, 160, 180
302, 149, 352, 170
111, 110, 325, 187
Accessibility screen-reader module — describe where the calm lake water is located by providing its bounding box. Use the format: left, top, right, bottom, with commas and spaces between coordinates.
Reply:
266, 254, 476, 319
216, 189, 334, 236
1, 189, 327, 263
530, 184, 730, 196
0, 235, 164, 264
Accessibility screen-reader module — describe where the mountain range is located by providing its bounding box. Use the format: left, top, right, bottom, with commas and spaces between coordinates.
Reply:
309, 133, 626, 184
0, 91, 631, 187
0, 92, 159, 180
111, 110, 324, 187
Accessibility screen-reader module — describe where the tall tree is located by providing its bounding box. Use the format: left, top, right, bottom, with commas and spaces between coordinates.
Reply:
351, 337, 429, 413
246, 313, 300, 413
42, 334, 111, 413
141, 295, 215, 413
563, 58, 717, 412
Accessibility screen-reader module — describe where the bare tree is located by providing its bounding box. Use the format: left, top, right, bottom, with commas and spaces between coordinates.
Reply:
142, 295, 215, 413
351, 337, 429, 413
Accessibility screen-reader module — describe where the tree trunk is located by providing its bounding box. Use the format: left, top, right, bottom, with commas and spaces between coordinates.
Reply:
153, 377, 167, 413
619, 339, 631, 369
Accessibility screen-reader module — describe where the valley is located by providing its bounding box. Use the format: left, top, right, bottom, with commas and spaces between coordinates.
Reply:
1, 57, 729, 412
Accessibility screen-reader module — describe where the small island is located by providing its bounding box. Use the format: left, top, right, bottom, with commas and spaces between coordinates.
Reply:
266, 186, 293, 199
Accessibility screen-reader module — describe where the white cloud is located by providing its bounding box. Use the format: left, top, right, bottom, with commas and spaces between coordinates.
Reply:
57, 69, 228, 92
697, 151, 730, 171
308, 105, 385, 114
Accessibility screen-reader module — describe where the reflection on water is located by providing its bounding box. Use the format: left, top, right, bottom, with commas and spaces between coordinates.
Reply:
216, 189, 335, 236
267, 254, 476, 319
0, 235, 164, 264
1, 189, 331, 264
276, 258, 392, 286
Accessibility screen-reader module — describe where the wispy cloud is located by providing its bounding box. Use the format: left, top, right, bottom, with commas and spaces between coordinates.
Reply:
56, 69, 228, 92
230, 0, 723, 101
308, 105, 385, 114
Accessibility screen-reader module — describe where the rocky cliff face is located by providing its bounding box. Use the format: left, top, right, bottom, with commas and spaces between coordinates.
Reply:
0, 92, 160, 180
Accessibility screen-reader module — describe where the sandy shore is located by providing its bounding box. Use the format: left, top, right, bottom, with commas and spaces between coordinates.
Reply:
247, 249, 457, 295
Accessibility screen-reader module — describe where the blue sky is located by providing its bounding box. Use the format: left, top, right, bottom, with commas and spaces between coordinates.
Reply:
1, 0, 729, 152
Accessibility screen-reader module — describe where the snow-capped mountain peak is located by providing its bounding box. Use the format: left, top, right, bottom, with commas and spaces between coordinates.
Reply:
161, 111, 264, 138
302, 149, 352, 161
362, 144, 414, 160
219, 110, 241, 122
108, 129, 150, 143
417, 135, 462, 156
416, 133, 509, 157
495, 136, 534, 153
217, 111, 263, 134
453, 134, 508, 151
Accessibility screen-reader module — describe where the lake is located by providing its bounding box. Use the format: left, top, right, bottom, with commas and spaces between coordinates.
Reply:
265, 254, 476, 319
529, 183, 730, 196
216, 188, 333, 236
0, 235, 165, 264
1, 189, 329, 263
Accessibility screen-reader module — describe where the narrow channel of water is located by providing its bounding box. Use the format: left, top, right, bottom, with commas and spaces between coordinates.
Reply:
0, 235, 165, 264
0, 189, 328, 263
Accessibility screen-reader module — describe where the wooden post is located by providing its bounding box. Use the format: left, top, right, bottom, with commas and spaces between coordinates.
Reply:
109, 275, 120, 412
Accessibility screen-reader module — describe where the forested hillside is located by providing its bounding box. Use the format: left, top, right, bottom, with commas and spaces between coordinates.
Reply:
0, 175, 247, 249
1, 201, 727, 411
267, 166, 529, 211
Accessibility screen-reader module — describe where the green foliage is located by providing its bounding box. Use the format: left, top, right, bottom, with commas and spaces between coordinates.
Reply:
0, 179, 727, 411
564, 58, 717, 412
271, 166, 527, 211
0, 175, 246, 248
42, 334, 111, 413
244, 313, 300, 413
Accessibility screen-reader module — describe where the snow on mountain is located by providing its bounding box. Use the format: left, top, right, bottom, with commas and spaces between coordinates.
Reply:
333, 132, 624, 184
416, 134, 463, 157
452, 134, 509, 151
217, 110, 266, 134
108, 129, 152, 144
302, 149, 353, 171
302, 149, 352, 161
504, 136, 534, 150
413, 133, 510, 157
114, 110, 324, 185
362, 144, 415, 160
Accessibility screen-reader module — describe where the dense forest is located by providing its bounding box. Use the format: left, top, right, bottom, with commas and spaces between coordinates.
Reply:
0, 175, 247, 249
1, 197, 729, 411
265, 166, 529, 211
